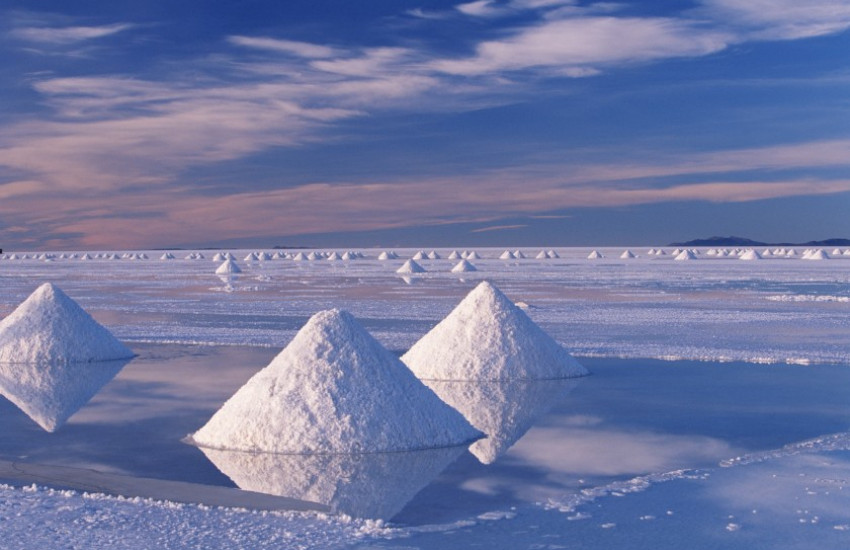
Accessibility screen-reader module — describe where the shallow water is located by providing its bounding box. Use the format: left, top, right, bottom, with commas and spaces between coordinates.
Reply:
1, 344, 848, 524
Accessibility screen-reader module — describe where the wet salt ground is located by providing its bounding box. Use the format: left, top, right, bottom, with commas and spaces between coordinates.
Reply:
1, 343, 848, 528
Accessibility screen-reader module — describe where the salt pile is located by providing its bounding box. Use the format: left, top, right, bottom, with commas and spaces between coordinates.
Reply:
739, 249, 762, 260
803, 249, 829, 260
466, 251, 481, 260
327, 252, 342, 261
215, 259, 242, 274
0, 283, 133, 431
191, 309, 481, 453
402, 282, 589, 380
587, 250, 603, 259
451, 259, 477, 273
0, 283, 134, 365
396, 259, 426, 274
412, 251, 427, 260
674, 250, 697, 260
447, 250, 461, 260
620, 250, 636, 259
499, 250, 515, 260
535, 251, 548, 259
199, 445, 466, 519
423, 379, 579, 464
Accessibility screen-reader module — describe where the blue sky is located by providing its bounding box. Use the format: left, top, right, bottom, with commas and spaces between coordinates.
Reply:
1, 0, 849, 249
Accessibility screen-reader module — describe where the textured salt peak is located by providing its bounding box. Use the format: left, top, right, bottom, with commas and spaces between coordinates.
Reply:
447, 250, 461, 260
340, 251, 355, 260
191, 309, 481, 453
620, 250, 636, 259
587, 250, 603, 259
0, 283, 134, 365
427, 251, 440, 259
739, 249, 762, 260
396, 259, 425, 274
466, 251, 481, 260
215, 259, 242, 274
199, 445, 465, 519
0, 358, 129, 432
451, 259, 477, 273
327, 252, 342, 261
547, 250, 559, 258
412, 251, 427, 260
535, 250, 547, 259
402, 282, 589, 381
377, 251, 391, 260
424, 379, 579, 464
674, 250, 697, 261
499, 250, 515, 260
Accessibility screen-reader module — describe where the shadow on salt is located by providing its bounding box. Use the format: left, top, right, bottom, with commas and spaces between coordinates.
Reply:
197, 445, 468, 519
0, 358, 133, 432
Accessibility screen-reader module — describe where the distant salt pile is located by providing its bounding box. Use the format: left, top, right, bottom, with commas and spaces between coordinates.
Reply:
402, 282, 588, 381
844, 249, 850, 256
215, 259, 242, 274
535, 251, 548, 259
466, 251, 481, 260
191, 309, 481, 453
513, 250, 525, 259
674, 250, 697, 261
832, 249, 842, 256
212, 253, 226, 262
547, 250, 559, 258
0, 283, 134, 365
448, 250, 461, 260
160, 252, 175, 260
306, 252, 320, 261
412, 251, 427, 260
451, 259, 477, 273
427, 251, 440, 260
396, 259, 426, 274
327, 252, 342, 261
499, 250, 515, 260
786, 249, 797, 257
377, 251, 391, 260
620, 250, 636, 259
292, 252, 307, 261
340, 251, 355, 261
804, 249, 829, 260
587, 250, 603, 259
739, 249, 762, 261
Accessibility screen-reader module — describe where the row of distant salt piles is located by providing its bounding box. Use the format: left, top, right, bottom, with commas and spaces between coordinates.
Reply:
190, 281, 588, 455
0, 284, 134, 431
584, 247, 850, 261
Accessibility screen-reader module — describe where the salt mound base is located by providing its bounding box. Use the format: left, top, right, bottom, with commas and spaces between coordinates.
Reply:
0, 283, 133, 364
199, 445, 466, 519
191, 309, 481, 453
402, 282, 589, 380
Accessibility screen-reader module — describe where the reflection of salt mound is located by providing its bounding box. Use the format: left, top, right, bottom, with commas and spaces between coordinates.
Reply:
424, 379, 579, 464
451, 259, 477, 273
402, 282, 589, 380
0, 358, 129, 431
191, 310, 480, 453
396, 259, 425, 274
215, 259, 242, 274
199, 445, 465, 519
0, 283, 133, 364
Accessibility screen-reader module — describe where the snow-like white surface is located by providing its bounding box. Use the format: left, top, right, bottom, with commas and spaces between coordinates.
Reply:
402, 282, 589, 380
191, 309, 481, 453
0, 283, 133, 364
450, 259, 477, 273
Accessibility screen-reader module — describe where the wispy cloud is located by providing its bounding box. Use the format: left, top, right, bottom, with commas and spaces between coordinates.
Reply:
699, 0, 850, 40
228, 36, 339, 59
10, 22, 132, 44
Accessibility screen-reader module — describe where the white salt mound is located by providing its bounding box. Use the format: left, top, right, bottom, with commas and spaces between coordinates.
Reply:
191, 309, 481, 453
587, 250, 603, 259
0, 283, 133, 365
402, 282, 589, 381
396, 259, 425, 274
739, 249, 762, 261
215, 259, 242, 274
451, 259, 477, 273
620, 250, 636, 259
674, 250, 697, 261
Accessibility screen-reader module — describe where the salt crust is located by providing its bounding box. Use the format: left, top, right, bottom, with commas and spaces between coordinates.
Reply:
402, 281, 589, 380
0, 283, 133, 364
191, 309, 481, 453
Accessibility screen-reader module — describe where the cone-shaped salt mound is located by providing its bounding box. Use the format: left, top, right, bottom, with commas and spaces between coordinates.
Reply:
0, 283, 134, 364
215, 259, 242, 274
402, 282, 589, 381
451, 259, 477, 273
191, 309, 481, 453
396, 259, 425, 274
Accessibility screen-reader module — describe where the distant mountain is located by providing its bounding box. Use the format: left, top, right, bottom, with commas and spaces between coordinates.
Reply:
669, 236, 767, 247
670, 236, 850, 247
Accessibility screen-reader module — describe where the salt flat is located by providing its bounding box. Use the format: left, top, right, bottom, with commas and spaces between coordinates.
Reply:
0, 247, 848, 548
